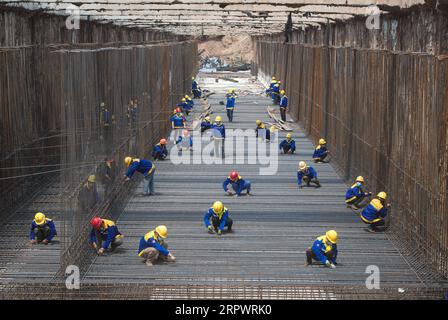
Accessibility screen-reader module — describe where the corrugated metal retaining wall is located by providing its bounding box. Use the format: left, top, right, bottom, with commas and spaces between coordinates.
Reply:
255, 40, 448, 280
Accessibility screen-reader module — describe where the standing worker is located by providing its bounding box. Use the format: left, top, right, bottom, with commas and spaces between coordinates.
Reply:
171, 108, 186, 142
279, 90, 288, 122
313, 138, 330, 163
100, 102, 114, 155
279, 133, 296, 154
305, 230, 338, 268
29, 212, 57, 245
211, 116, 225, 158
203, 201, 233, 235
192, 77, 202, 98
89, 217, 123, 255
345, 176, 372, 210
138, 225, 176, 266
225, 90, 236, 123
271, 82, 280, 105
297, 161, 321, 188
223, 171, 252, 197
124, 156, 156, 196
152, 138, 168, 160
360, 192, 391, 232
78, 175, 99, 213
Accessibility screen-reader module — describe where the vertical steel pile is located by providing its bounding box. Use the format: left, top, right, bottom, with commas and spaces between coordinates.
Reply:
255, 36, 448, 280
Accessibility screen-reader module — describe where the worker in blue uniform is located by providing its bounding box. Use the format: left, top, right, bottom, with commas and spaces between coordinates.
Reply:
223, 171, 251, 197
345, 176, 372, 209
211, 116, 225, 158
255, 120, 269, 141
360, 192, 391, 232
124, 156, 156, 196
138, 225, 176, 266
306, 230, 338, 268
279, 90, 288, 122
29, 212, 57, 245
192, 77, 201, 98
204, 201, 233, 235
313, 138, 330, 163
297, 161, 321, 188
171, 108, 186, 141
89, 217, 123, 254
279, 133, 296, 154
201, 116, 213, 133
265, 77, 277, 96
225, 90, 236, 122
178, 98, 192, 116
152, 138, 168, 160
271, 83, 280, 104
185, 95, 194, 108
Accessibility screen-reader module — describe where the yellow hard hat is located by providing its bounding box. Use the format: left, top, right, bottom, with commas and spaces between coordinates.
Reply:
271, 76, 276, 80
182, 98, 186, 102
228, 89, 232, 93
124, 156, 132, 167
100, 102, 105, 107
326, 230, 338, 244
215, 116, 222, 122
377, 192, 387, 200
356, 176, 365, 183
34, 212, 46, 225
319, 138, 326, 145
155, 225, 168, 239
192, 77, 195, 80
88, 175, 96, 183
256, 120, 261, 125
298, 161, 307, 170
270, 125, 276, 132
212, 201, 224, 214
280, 90, 285, 95
286, 133, 292, 139
185, 95, 189, 99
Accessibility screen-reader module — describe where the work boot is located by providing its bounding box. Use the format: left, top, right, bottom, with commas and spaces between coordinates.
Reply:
145, 260, 154, 267
314, 180, 321, 188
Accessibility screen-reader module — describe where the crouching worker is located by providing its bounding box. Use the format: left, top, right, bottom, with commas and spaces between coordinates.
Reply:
90, 217, 123, 254
223, 171, 251, 197
360, 192, 391, 233
29, 212, 57, 245
152, 138, 168, 160
279, 133, 296, 154
297, 161, 321, 188
306, 230, 338, 268
204, 201, 233, 235
313, 138, 330, 163
138, 225, 176, 266
201, 116, 213, 133
345, 176, 372, 210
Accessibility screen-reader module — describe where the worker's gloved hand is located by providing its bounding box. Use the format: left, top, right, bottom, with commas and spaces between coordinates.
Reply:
387, 203, 391, 208
226, 190, 233, 196
29, 240, 37, 245
42, 239, 49, 245
207, 226, 215, 234
91, 243, 98, 249
325, 260, 331, 267
330, 263, 336, 269
217, 229, 222, 236
98, 248, 105, 255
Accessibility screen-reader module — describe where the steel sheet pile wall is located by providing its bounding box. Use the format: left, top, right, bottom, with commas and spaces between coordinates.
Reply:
256, 40, 448, 280
0, 6, 190, 221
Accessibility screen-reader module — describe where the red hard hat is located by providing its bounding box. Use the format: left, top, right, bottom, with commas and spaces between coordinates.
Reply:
175, 108, 182, 113
230, 171, 239, 180
91, 217, 103, 230
160, 138, 167, 145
